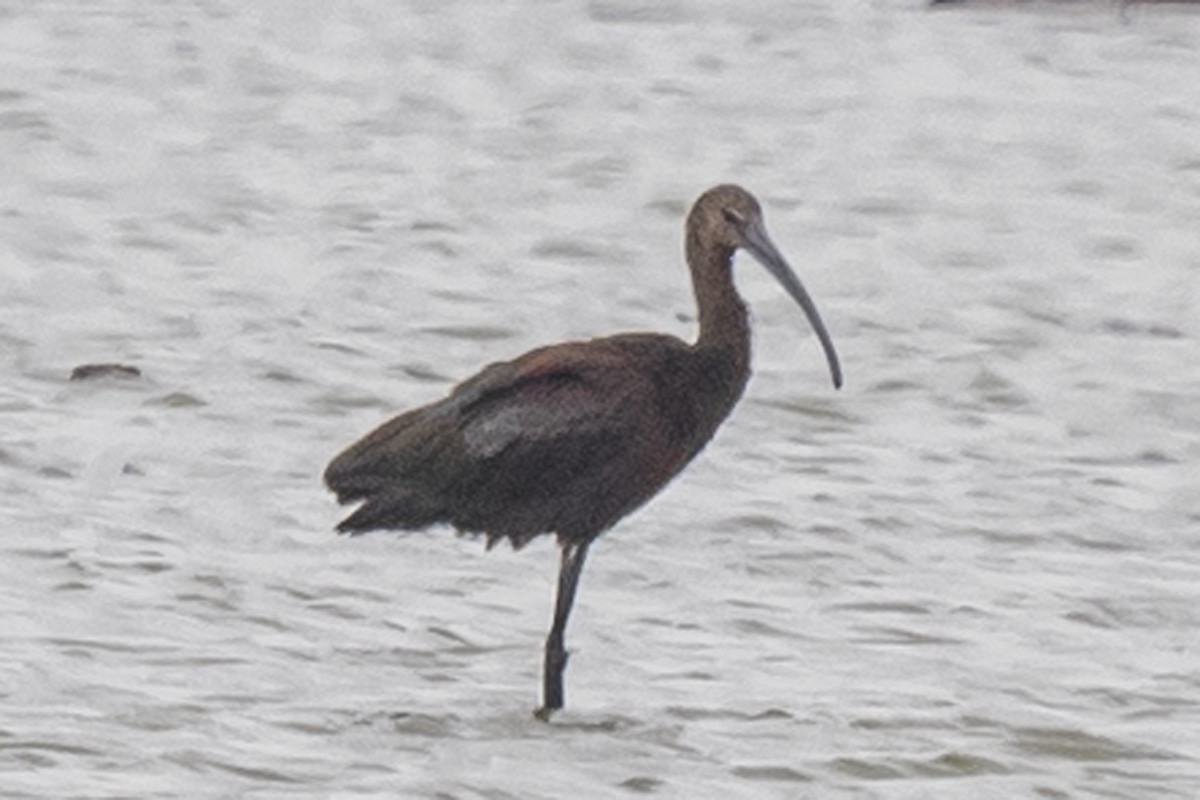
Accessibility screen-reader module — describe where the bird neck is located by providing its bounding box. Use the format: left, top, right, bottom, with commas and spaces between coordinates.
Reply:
687, 238, 751, 370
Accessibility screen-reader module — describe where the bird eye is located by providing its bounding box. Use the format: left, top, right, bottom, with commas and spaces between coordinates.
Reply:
722, 208, 746, 228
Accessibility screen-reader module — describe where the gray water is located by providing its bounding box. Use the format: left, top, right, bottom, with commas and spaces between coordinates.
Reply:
2, 1, 1199, 797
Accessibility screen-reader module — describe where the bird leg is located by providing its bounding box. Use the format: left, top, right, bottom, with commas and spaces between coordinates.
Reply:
534, 539, 591, 721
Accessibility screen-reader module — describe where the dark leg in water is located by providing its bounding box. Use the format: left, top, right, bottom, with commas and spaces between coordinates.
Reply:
534, 540, 591, 720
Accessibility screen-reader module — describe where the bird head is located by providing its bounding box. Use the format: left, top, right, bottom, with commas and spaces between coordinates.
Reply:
688, 184, 843, 390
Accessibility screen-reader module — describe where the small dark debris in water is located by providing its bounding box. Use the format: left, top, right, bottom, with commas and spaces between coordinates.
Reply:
391, 363, 449, 383
70, 363, 141, 381
752, 708, 794, 721
261, 369, 303, 384
420, 324, 516, 342
1147, 325, 1184, 339
384, 711, 460, 737
830, 758, 907, 780
1138, 449, 1175, 464
731, 764, 813, 782
145, 392, 207, 408
38, 465, 74, 479
1011, 725, 1179, 762
915, 752, 1010, 777
619, 776, 665, 793
1100, 318, 1184, 339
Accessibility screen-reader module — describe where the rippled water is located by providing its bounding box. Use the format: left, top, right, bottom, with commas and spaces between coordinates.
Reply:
2, 1, 1199, 797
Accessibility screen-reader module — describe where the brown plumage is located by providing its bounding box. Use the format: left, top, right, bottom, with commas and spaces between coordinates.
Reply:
324, 184, 842, 718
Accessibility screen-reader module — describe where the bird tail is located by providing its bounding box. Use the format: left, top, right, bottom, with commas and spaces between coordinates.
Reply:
332, 488, 445, 535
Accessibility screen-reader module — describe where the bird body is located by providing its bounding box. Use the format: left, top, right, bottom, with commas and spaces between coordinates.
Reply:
324, 185, 842, 718
326, 332, 748, 548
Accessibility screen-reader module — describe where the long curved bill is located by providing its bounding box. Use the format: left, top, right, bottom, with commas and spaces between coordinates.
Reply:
743, 219, 843, 389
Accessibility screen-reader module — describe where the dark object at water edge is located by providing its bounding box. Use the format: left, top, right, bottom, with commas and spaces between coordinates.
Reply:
70, 363, 142, 381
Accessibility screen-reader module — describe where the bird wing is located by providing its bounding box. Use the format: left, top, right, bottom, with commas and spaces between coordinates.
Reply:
449, 344, 640, 459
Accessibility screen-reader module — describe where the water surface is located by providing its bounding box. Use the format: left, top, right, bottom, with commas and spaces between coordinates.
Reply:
2, 1, 1199, 797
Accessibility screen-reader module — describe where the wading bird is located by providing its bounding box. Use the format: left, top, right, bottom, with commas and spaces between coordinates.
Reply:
324, 184, 842, 719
